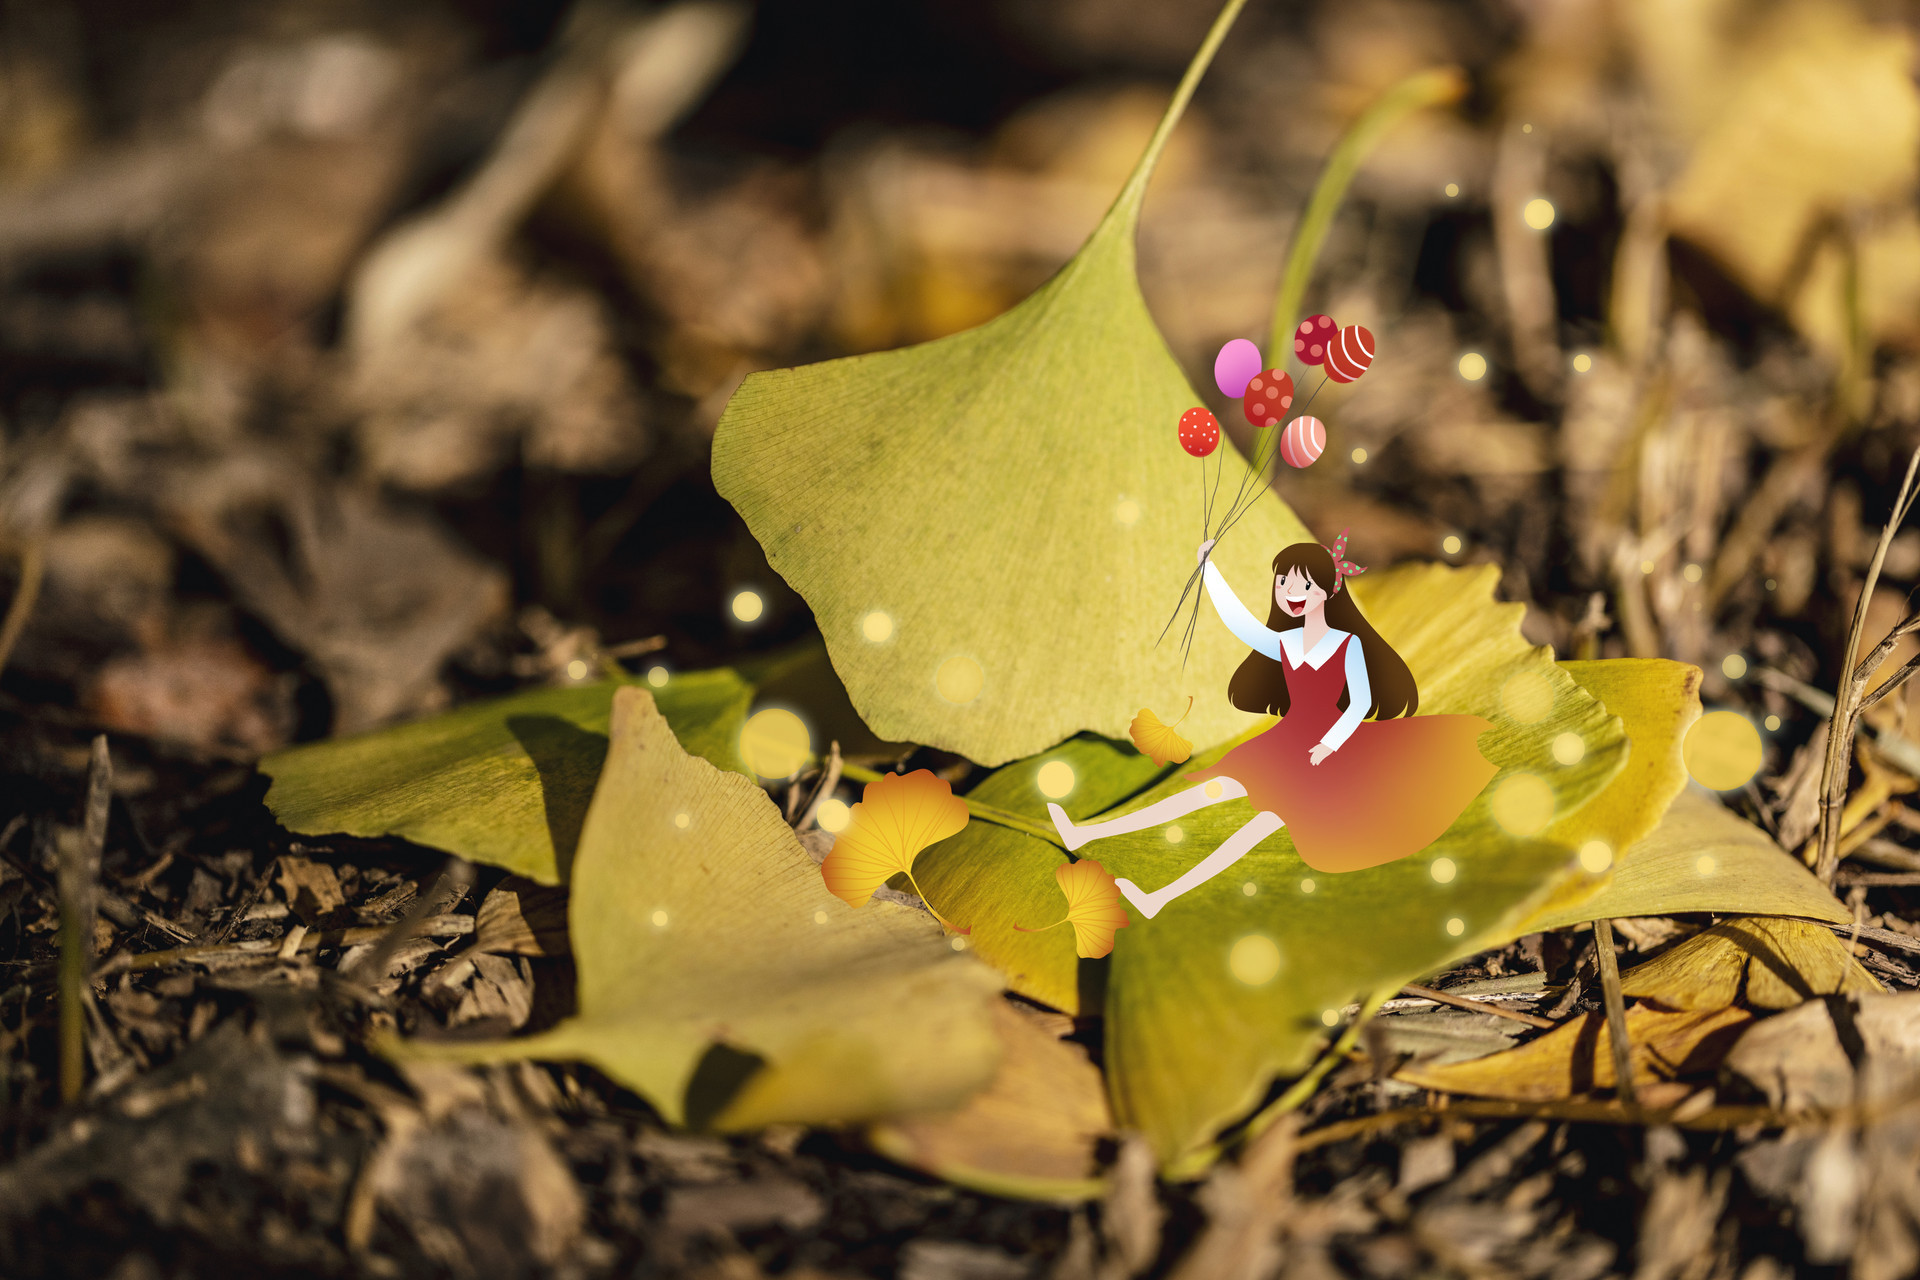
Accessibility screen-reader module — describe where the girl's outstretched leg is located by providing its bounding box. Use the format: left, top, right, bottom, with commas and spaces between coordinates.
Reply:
1114, 811, 1284, 920
1047, 779, 1248, 852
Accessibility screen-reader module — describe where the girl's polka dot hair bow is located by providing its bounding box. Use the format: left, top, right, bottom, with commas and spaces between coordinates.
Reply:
1326, 529, 1367, 595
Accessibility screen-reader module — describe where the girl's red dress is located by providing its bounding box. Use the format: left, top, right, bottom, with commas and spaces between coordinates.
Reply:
1185, 634, 1497, 873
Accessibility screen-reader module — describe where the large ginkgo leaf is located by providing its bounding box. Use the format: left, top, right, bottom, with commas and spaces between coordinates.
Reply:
391, 687, 1003, 1128
1521, 789, 1851, 931
710, 0, 1303, 768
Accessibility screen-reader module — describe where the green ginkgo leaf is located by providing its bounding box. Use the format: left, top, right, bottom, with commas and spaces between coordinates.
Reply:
259, 644, 887, 884
390, 687, 1004, 1128
711, 0, 1304, 768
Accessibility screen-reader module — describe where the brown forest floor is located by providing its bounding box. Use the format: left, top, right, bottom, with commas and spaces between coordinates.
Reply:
4, 0, 1920, 1277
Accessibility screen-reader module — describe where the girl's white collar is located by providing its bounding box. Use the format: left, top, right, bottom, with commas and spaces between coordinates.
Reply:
1280, 626, 1350, 669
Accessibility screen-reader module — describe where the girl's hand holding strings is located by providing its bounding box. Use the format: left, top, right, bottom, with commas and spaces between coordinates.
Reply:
1197, 538, 1216, 566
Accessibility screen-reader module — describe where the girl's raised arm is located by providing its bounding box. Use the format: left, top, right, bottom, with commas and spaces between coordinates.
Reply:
1200, 558, 1283, 660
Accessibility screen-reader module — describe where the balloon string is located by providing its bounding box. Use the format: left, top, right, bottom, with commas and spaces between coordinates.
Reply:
1214, 373, 1331, 544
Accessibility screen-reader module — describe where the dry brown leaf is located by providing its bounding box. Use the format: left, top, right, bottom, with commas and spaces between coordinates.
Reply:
474, 880, 571, 957
1396, 1005, 1752, 1102
277, 855, 348, 928
1618, 917, 1882, 1012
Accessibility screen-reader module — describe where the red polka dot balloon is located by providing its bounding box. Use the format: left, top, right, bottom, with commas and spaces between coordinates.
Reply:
1240, 369, 1295, 428
1279, 416, 1325, 468
1294, 314, 1337, 365
1177, 407, 1221, 457
1325, 324, 1375, 384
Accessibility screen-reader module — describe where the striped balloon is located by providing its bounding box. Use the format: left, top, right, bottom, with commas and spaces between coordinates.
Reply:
1279, 416, 1325, 468
1325, 324, 1375, 383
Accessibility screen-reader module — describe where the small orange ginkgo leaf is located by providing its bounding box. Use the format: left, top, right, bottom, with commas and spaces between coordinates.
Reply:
1017, 859, 1131, 959
821, 769, 971, 933
1129, 698, 1194, 766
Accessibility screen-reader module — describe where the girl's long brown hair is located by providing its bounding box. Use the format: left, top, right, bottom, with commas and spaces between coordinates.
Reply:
1226, 542, 1418, 719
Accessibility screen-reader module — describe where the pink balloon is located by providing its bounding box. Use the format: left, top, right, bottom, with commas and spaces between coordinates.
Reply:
1213, 338, 1263, 399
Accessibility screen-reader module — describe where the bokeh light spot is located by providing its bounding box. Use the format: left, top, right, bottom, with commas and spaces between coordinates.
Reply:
1500, 670, 1555, 724
1229, 934, 1282, 986
1446, 917, 1466, 936
1722, 653, 1748, 680
1765, 714, 1781, 732
1682, 563, 1703, 584
816, 798, 851, 833
1165, 825, 1185, 843
730, 590, 764, 623
1115, 498, 1142, 526
936, 655, 985, 704
1300, 877, 1316, 894
1697, 855, 1718, 875
1242, 881, 1258, 896
1684, 711, 1763, 790
951, 936, 968, 951
1429, 857, 1457, 884
740, 708, 811, 779
1321, 1008, 1340, 1027
566, 659, 589, 681
1037, 760, 1076, 799
1491, 773, 1554, 835
1442, 535, 1463, 555
647, 665, 669, 688
1523, 198, 1555, 229
862, 610, 894, 642
814, 910, 829, 924
1572, 353, 1592, 373
1578, 840, 1612, 873
1205, 779, 1224, 799
651, 910, 669, 928
673, 812, 690, 829
1552, 732, 1585, 766
1458, 352, 1487, 381
1444, 182, 1460, 197
1352, 447, 1369, 464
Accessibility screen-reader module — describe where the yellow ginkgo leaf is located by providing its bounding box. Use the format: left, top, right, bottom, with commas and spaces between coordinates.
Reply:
822, 769, 971, 932
1018, 859, 1131, 959
1129, 699, 1194, 767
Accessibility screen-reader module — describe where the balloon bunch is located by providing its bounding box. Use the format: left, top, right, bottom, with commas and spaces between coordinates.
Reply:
1161, 314, 1377, 660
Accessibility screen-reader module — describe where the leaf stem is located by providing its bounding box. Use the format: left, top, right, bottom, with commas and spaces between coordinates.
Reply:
839, 763, 1067, 848
902, 868, 970, 936
1013, 918, 1070, 935
1267, 68, 1467, 358
1100, 0, 1255, 236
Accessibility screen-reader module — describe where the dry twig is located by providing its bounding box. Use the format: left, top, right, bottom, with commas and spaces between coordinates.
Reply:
1816, 443, 1920, 884
58, 736, 112, 1103
1398, 983, 1556, 1030
1591, 918, 1636, 1107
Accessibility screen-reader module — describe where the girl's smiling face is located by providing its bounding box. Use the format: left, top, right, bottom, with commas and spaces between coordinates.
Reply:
1275, 567, 1329, 618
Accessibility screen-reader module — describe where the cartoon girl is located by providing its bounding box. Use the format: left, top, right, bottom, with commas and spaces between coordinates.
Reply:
1049, 533, 1497, 919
